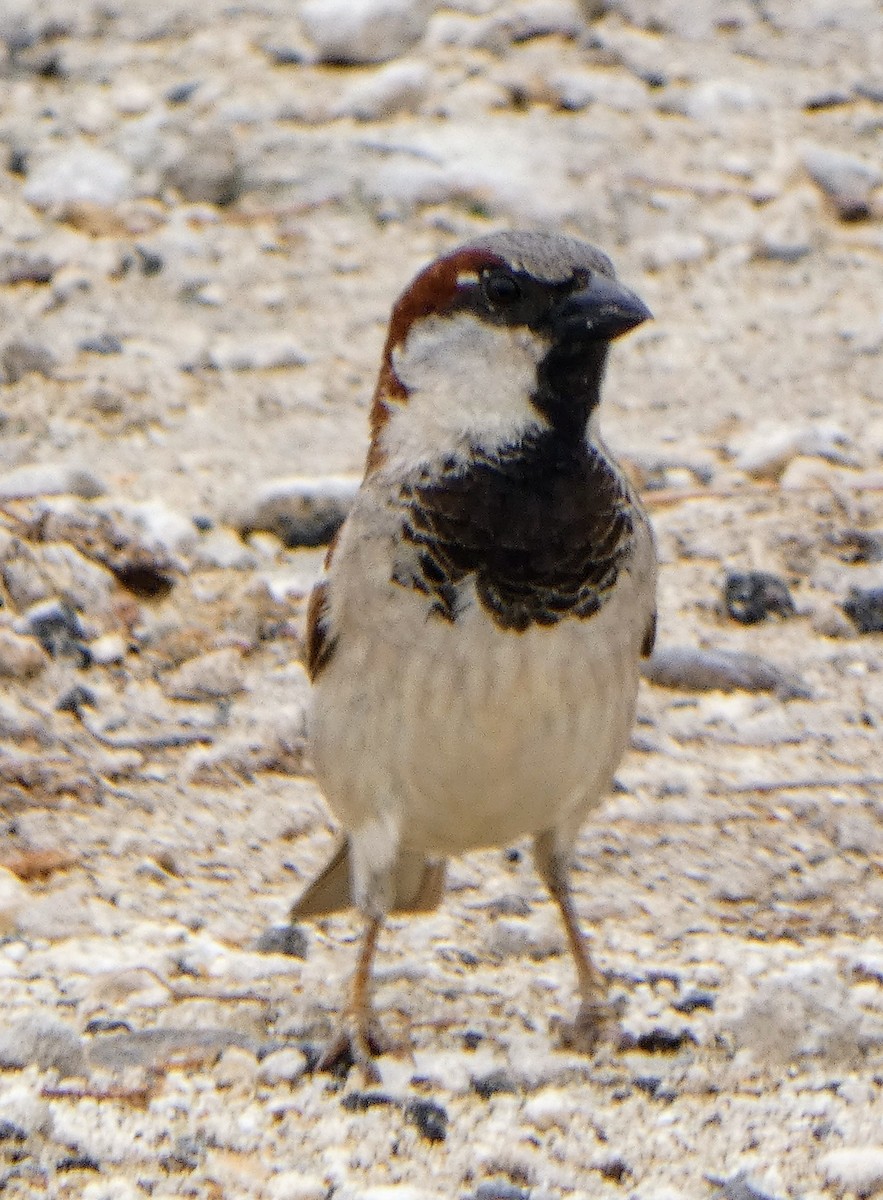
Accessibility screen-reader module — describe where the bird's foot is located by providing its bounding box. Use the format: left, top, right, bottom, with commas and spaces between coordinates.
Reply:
552, 995, 625, 1053
316, 1012, 393, 1082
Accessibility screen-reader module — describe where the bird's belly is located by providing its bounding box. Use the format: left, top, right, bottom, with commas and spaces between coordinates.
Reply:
310, 597, 641, 855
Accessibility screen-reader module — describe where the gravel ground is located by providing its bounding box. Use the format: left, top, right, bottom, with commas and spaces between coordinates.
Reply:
1, 1, 883, 1197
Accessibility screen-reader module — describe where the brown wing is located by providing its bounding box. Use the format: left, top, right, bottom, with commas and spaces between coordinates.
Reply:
305, 579, 336, 681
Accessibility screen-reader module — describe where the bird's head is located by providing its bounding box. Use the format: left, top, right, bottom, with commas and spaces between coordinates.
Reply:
367, 230, 650, 474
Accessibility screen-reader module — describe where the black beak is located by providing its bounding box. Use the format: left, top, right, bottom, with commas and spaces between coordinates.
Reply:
550, 275, 652, 343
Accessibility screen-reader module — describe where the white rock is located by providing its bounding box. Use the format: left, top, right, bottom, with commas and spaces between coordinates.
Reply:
0, 1079, 50, 1137
257, 1047, 309, 1085
731, 421, 855, 479
551, 69, 647, 113
336, 61, 431, 120
300, 0, 434, 64
0, 866, 29, 937
267, 1173, 330, 1200
0, 696, 52, 743
111, 80, 155, 116
522, 1088, 576, 1131
0, 463, 105, 501
37, 542, 118, 617
802, 143, 881, 221
731, 963, 864, 1063
192, 527, 258, 570
358, 1190, 446, 1200
0, 630, 47, 678
23, 145, 135, 210
163, 647, 247, 701
38, 497, 196, 574
682, 79, 765, 119
204, 333, 308, 372
16, 883, 98, 940
636, 232, 709, 271
88, 633, 128, 665
214, 1044, 260, 1087
80, 1179, 143, 1200
820, 1148, 883, 1196
486, 917, 562, 960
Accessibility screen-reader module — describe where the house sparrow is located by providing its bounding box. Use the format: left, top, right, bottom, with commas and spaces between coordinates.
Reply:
294, 230, 657, 1073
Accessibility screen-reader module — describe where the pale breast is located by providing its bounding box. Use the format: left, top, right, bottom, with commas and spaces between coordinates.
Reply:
309, 486, 655, 855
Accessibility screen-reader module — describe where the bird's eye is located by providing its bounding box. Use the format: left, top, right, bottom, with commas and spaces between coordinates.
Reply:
482, 270, 523, 306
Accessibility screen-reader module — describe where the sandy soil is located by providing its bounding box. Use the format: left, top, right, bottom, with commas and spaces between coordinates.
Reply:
1, 1, 883, 1197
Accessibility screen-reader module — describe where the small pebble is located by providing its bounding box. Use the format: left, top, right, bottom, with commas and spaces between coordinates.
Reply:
403, 1098, 447, 1143
204, 334, 308, 372
678, 79, 763, 119
341, 1090, 396, 1111
23, 145, 134, 209
642, 645, 810, 700
636, 232, 708, 272
819, 1147, 883, 1197
263, 44, 308, 66
165, 81, 199, 104
0, 1013, 85, 1075
828, 528, 883, 563
300, 0, 433, 65
78, 333, 123, 355
629, 1027, 694, 1053
0, 629, 47, 678
723, 571, 795, 624
802, 90, 852, 111
522, 1088, 575, 1131
0, 463, 105, 501
23, 600, 89, 663
163, 646, 247, 701
1, 339, 57, 383
56, 684, 96, 713
211, 1046, 259, 1094
192, 526, 257, 570
0, 251, 55, 285
595, 1159, 630, 1184
471, 1069, 517, 1098
266, 1173, 328, 1200
88, 633, 128, 665
855, 79, 883, 103
39, 496, 194, 588
163, 129, 243, 207
753, 236, 811, 263
254, 925, 308, 958
358, 1189, 446, 1200
237, 475, 358, 547
87, 1027, 259, 1072
0, 866, 29, 936
473, 1183, 530, 1200
485, 918, 561, 960
842, 587, 883, 634
730, 421, 855, 479
802, 143, 881, 221
336, 61, 430, 120
257, 1047, 310, 1087
672, 990, 716, 1014
711, 1172, 781, 1200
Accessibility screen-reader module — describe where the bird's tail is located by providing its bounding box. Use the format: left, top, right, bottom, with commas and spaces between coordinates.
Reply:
290, 837, 447, 919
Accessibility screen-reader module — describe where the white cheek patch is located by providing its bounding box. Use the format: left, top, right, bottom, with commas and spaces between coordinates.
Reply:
382, 313, 550, 467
